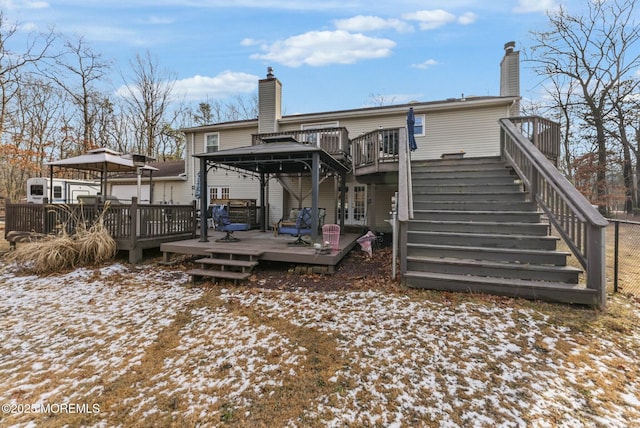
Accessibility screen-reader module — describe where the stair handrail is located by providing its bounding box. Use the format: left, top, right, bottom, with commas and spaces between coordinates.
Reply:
499, 117, 608, 307
397, 127, 413, 222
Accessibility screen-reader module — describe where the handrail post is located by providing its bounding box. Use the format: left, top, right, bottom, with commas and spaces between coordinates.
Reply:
586, 224, 606, 308
130, 197, 138, 251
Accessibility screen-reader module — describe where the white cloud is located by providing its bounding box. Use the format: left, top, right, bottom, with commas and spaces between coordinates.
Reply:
147, 15, 174, 25
0, 0, 48, 9
513, 0, 559, 13
172, 71, 258, 101
457, 12, 477, 25
412, 59, 439, 70
334, 15, 413, 33
249, 30, 396, 67
240, 38, 262, 46
402, 9, 456, 30
116, 71, 258, 102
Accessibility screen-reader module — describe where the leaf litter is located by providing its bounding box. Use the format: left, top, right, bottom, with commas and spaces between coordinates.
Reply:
0, 249, 639, 427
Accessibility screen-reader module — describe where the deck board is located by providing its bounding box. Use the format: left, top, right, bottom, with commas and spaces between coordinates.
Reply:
161, 229, 361, 267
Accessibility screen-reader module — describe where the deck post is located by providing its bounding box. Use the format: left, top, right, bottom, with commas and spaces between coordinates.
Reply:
199, 157, 209, 242
129, 197, 138, 261
260, 172, 266, 232
586, 224, 607, 308
311, 152, 320, 242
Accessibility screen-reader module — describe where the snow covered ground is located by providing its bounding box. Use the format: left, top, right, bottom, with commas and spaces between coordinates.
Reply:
1, 262, 639, 427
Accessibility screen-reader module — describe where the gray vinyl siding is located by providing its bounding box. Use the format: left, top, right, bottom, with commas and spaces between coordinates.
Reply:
411, 105, 510, 161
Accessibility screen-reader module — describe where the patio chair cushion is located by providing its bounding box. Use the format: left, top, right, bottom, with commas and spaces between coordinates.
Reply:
278, 208, 300, 229
211, 205, 249, 234
278, 207, 325, 236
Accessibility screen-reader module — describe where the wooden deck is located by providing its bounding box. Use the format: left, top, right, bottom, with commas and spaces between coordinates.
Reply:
160, 229, 361, 271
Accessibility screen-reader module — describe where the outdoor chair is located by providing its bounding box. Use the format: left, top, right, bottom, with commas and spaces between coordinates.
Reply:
278, 207, 326, 246
211, 204, 249, 242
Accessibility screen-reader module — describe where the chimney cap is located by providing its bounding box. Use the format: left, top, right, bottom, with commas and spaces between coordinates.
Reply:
504, 41, 516, 53
266, 66, 274, 78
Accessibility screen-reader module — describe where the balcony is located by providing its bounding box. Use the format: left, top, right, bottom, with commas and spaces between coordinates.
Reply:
351, 128, 400, 176
252, 127, 349, 161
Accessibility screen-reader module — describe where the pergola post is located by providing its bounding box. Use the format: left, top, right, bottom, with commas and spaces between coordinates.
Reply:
311, 152, 320, 242
199, 157, 208, 242
260, 172, 266, 232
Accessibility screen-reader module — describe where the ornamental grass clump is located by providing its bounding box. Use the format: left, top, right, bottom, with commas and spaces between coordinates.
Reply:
6, 203, 117, 275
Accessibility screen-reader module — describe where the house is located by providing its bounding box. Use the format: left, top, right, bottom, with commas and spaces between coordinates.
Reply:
183, 43, 520, 234
108, 160, 190, 204
181, 42, 607, 307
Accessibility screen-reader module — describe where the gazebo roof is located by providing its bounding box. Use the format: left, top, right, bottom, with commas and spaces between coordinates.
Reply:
193, 141, 349, 175
46, 148, 158, 173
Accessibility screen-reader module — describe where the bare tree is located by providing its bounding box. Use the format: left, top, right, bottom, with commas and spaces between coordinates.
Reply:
530, 0, 640, 214
121, 51, 175, 158
0, 12, 55, 199
42, 35, 111, 153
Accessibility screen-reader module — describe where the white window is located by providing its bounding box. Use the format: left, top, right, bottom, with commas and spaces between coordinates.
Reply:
208, 186, 229, 205
414, 114, 425, 136
204, 133, 219, 153
338, 184, 367, 225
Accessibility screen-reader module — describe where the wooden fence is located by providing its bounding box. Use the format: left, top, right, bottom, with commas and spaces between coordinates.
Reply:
4, 198, 197, 263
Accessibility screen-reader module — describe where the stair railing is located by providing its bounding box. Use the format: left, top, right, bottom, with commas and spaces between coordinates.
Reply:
499, 117, 608, 307
397, 127, 413, 276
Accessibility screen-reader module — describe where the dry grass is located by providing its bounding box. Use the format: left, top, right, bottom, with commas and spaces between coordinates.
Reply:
552, 221, 640, 296
1, 259, 639, 427
4, 204, 116, 274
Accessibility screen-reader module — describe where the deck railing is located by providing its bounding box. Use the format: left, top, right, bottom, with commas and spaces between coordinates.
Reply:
508, 116, 560, 165
351, 128, 401, 173
252, 127, 349, 158
500, 117, 608, 307
4, 199, 197, 262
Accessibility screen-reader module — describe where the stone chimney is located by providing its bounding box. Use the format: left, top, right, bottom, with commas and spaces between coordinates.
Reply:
500, 41, 520, 116
258, 67, 282, 133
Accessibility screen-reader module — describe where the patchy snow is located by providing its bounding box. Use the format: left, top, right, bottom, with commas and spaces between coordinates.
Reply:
0, 261, 639, 427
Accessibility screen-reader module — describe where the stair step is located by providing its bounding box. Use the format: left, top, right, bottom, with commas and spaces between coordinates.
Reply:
411, 183, 522, 193
403, 271, 598, 305
412, 175, 518, 185
412, 156, 504, 169
413, 200, 536, 212
413, 210, 541, 222
412, 169, 514, 179
406, 256, 581, 283
407, 230, 559, 250
186, 268, 251, 281
205, 248, 264, 261
406, 243, 571, 265
195, 258, 258, 269
412, 191, 527, 202
408, 220, 549, 236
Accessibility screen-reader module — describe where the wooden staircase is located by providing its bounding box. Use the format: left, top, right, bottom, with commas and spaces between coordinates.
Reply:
403, 157, 598, 304
187, 248, 263, 284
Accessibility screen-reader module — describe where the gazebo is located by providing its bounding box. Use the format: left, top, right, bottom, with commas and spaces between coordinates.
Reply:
194, 138, 350, 242
45, 148, 157, 202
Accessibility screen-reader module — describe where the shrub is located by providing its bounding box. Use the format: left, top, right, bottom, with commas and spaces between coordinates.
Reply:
6, 204, 116, 274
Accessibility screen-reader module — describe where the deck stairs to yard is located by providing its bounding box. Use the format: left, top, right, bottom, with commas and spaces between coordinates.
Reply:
187, 248, 263, 284
403, 156, 596, 304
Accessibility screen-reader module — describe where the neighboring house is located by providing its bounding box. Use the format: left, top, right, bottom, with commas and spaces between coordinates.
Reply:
181, 42, 520, 233
108, 160, 190, 204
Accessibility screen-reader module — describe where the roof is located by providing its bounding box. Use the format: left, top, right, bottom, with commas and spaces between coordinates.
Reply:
194, 141, 349, 175
180, 95, 518, 133
111, 160, 185, 180
46, 148, 158, 173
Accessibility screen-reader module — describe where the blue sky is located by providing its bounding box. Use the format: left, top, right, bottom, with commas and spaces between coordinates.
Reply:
2, 0, 585, 115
